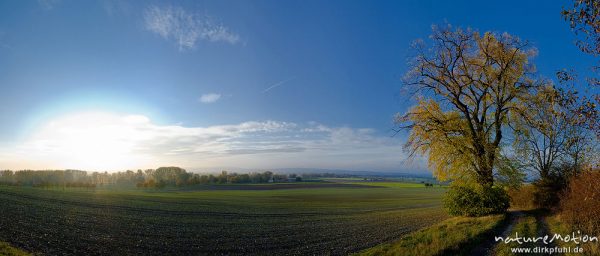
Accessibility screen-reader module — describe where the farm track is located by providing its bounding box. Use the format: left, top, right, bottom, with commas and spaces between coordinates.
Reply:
482, 210, 555, 256
470, 211, 523, 256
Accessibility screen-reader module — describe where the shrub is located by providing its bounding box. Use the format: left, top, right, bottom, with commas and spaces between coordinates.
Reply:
443, 185, 510, 217
559, 171, 600, 234
507, 185, 535, 210
532, 174, 568, 209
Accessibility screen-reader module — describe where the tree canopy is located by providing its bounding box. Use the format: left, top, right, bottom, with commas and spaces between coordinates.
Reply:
397, 25, 539, 187
561, 0, 600, 135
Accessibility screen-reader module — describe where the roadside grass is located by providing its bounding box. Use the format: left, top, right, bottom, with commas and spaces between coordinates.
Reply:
494, 215, 538, 256
356, 214, 507, 256
547, 215, 600, 256
0, 242, 29, 256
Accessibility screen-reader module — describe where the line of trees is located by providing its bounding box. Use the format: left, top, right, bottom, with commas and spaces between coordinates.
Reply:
0, 169, 93, 187
0, 167, 307, 188
556, 0, 600, 237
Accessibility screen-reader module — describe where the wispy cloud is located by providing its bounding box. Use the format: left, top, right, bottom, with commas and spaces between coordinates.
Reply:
199, 93, 222, 103
262, 77, 296, 94
0, 112, 420, 172
143, 5, 240, 50
202, 21, 241, 44
38, 0, 61, 10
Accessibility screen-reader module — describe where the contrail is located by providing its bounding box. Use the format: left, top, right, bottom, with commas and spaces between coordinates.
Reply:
262, 77, 296, 94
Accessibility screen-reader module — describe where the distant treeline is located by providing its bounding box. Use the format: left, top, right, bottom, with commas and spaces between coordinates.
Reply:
0, 167, 351, 188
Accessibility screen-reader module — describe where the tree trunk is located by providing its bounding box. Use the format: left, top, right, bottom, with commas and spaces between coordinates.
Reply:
477, 168, 494, 187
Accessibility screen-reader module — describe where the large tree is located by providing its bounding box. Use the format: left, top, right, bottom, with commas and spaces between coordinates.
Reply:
512, 85, 574, 179
561, 0, 600, 135
397, 25, 538, 187
562, 0, 600, 57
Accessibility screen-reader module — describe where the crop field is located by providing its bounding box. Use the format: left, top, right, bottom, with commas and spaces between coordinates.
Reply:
0, 182, 448, 255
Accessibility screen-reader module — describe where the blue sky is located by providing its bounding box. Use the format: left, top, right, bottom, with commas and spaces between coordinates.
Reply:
0, 0, 594, 172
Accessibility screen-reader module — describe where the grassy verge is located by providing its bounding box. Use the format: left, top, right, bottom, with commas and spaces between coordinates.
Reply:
0, 242, 29, 256
547, 215, 600, 256
494, 215, 538, 256
356, 214, 507, 256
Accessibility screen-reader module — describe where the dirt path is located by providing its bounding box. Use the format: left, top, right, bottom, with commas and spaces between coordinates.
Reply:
535, 213, 557, 249
469, 210, 525, 256
474, 210, 557, 256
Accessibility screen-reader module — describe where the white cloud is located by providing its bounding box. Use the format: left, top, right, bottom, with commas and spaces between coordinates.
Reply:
0, 112, 423, 172
199, 93, 221, 103
143, 5, 240, 50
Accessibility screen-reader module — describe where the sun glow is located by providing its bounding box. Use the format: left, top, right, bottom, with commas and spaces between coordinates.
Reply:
24, 112, 153, 171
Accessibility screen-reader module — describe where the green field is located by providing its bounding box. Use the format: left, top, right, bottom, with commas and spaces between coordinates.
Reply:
0, 182, 447, 255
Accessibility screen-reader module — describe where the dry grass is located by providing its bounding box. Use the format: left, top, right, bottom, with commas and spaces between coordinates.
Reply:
0, 242, 29, 256
547, 215, 600, 256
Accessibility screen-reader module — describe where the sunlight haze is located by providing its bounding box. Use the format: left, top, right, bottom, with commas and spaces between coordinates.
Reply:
0, 0, 593, 173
